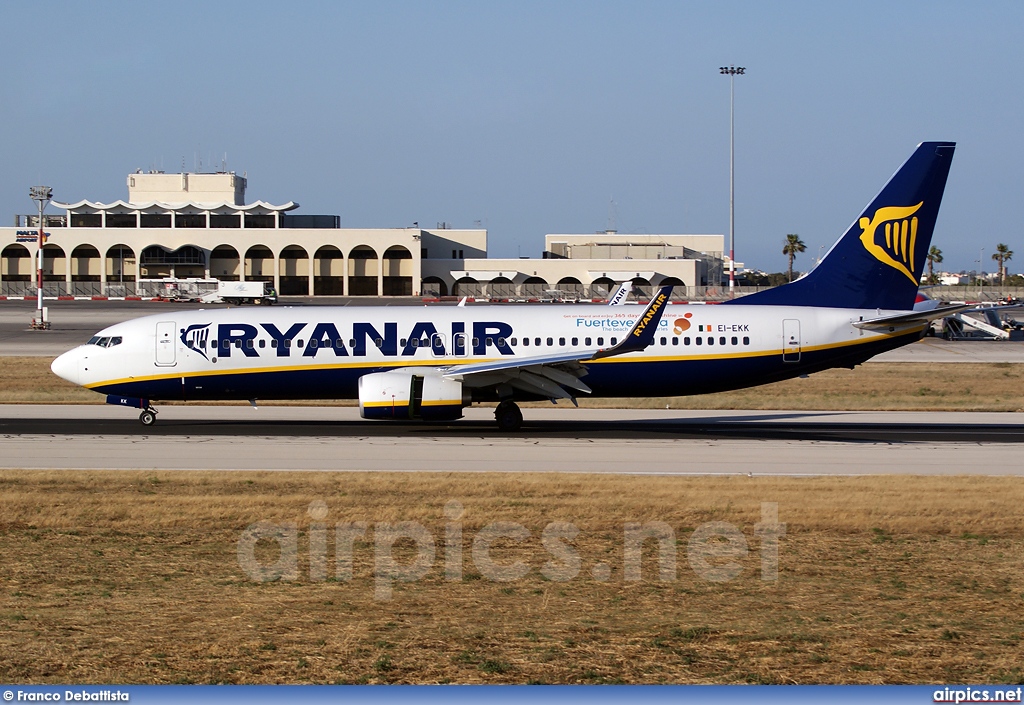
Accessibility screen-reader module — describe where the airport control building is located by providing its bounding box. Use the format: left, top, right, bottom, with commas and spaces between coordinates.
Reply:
0, 170, 728, 299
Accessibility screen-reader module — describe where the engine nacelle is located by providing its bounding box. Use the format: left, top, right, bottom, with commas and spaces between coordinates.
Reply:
358, 369, 466, 421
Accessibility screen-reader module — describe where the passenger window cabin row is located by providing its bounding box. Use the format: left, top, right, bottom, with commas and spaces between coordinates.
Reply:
196, 334, 752, 351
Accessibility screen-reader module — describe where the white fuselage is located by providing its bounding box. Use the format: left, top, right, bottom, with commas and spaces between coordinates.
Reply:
51, 302, 922, 404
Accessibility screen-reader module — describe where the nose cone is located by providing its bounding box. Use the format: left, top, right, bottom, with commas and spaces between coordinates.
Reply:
51, 349, 82, 386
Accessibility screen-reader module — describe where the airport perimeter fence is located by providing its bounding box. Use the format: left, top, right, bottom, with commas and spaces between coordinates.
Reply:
0, 281, 120, 298
0, 280, 218, 299
924, 286, 1024, 303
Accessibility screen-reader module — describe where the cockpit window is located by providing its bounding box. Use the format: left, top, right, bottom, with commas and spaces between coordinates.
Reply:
86, 336, 122, 348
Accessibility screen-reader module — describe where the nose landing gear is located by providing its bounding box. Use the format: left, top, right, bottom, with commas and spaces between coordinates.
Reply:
105, 395, 158, 426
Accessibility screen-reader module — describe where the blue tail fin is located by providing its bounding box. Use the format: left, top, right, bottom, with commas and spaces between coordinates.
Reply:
726, 141, 955, 310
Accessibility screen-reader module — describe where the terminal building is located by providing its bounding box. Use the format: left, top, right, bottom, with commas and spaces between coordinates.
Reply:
0, 170, 728, 299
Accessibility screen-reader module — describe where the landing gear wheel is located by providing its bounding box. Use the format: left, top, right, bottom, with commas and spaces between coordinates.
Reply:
494, 401, 523, 432
139, 409, 157, 426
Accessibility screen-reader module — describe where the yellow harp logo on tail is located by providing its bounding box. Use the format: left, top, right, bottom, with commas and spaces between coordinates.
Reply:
858, 202, 924, 284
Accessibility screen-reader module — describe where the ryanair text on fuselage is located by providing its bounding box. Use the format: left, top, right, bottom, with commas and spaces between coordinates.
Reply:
188, 320, 534, 360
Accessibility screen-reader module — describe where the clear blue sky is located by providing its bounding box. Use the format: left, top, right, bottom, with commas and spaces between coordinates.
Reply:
3, 1, 1021, 274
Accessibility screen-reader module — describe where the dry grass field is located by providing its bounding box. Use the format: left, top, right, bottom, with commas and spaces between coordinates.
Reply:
1, 471, 1023, 685
2, 356, 1024, 411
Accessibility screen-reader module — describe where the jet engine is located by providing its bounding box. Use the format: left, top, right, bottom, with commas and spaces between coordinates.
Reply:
358, 369, 467, 421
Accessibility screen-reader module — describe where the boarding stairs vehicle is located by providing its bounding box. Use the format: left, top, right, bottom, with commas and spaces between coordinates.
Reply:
941, 309, 1010, 340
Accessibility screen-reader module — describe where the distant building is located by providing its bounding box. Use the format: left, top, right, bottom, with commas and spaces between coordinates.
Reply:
422, 231, 730, 299
1, 171, 724, 299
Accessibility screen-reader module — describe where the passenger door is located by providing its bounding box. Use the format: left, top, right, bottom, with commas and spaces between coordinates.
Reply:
156, 320, 177, 366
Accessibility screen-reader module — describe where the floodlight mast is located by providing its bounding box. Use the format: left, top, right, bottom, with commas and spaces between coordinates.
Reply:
719, 65, 745, 298
30, 186, 52, 328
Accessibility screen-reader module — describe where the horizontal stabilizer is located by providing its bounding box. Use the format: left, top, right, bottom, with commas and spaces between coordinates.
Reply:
853, 304, 977, 330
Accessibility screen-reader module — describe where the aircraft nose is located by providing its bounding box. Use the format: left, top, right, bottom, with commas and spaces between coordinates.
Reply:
51, 349, 82, 386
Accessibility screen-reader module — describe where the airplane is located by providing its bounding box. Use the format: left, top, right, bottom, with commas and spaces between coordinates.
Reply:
51, 141, 959, 431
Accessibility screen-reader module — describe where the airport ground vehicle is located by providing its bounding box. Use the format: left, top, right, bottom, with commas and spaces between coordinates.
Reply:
201, 281, 277, 306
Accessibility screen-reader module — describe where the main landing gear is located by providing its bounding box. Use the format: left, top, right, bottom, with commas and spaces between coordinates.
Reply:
139, 406, 158, 426
494, 400, 523, 432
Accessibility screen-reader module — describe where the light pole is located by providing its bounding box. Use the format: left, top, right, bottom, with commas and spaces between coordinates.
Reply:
720, 65, 745, 297
29, 186, 52, 328
977, 247, 985, 301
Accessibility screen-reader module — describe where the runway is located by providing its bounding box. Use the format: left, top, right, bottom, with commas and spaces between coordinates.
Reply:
1, 405, 1021, 475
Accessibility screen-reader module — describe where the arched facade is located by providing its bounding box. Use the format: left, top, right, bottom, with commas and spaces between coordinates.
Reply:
556, 276, 585, 298
314, 245, 345, 295
486, 276, 515, 299
279, 245, 310, 295
521, 276, 548, 298
139, 244, 205, 279
348, 245, 379, 296
210, 245, 241, 280
105, 244, 136, 283
382, 245, 413, 296
70, 245, 101, 282
630, 276, 653, 298
452, 276, 481, 298
421, 276, 448, 297
1, 244, 32, 282
589, 277, 616, 299
41, 244, 66, 281
244, 245, 274, 282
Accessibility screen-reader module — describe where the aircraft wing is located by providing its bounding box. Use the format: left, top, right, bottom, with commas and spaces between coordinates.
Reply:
853, 304, 978, 330
441, 287, 673, 400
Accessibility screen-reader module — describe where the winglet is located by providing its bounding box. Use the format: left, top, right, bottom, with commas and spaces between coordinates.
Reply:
592, 286, 673, 359
607, 281, 632, 305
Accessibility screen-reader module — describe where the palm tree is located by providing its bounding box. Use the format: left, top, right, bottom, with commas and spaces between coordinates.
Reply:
926, 246, 943, 284
782, 234, 806, 283
992, 243, 1013, 286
